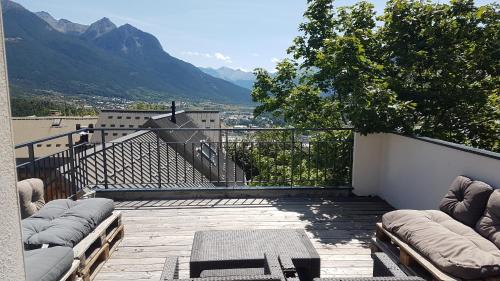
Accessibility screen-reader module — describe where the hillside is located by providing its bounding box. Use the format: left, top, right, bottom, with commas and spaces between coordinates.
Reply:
2, 0, 251, 104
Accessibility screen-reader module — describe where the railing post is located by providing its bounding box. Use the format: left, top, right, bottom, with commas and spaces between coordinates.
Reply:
291, 129, 295, 188
156, 133, 162, 188
67, 133, 77, 195
225, 129, 229, 187
101, 130, 108, 189
28, 143, 35, 177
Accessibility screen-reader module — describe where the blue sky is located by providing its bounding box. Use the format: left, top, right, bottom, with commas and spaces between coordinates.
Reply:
14, 0, 496, 72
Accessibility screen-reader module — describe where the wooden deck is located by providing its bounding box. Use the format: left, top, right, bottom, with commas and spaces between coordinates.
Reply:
94, 197, 393, 281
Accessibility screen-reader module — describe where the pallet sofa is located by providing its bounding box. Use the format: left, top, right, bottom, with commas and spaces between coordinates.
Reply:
372, 176, 500, 280
20, 179, 124, 281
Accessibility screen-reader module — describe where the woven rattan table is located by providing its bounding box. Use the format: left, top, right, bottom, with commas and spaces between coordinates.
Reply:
190, 229, 320, 281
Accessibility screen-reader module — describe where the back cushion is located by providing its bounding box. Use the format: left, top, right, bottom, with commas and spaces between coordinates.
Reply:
476, 190, 500, 249
439, 176, 493, 227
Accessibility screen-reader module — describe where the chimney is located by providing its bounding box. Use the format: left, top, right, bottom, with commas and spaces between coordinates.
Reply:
170, 101, 176, 123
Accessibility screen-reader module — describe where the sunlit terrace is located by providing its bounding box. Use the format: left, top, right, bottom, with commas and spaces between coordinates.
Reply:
11, 124, 500, 281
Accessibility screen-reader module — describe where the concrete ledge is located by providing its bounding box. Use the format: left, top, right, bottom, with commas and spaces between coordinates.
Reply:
94, 186, 353, 200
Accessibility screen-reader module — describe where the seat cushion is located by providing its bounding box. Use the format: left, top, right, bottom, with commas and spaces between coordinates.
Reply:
383, 209, 500, 279
476, 189, 500, 249
18, 178, 45, 219
25, 246, 73, 281
439, 176, 493, 227
23, 198, 114, 248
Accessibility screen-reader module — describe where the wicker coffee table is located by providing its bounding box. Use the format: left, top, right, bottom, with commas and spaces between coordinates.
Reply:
190, 229, 320, 281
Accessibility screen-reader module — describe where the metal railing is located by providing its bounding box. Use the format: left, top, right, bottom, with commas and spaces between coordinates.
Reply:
15, 129, 88, 200
15, 128, 354, 200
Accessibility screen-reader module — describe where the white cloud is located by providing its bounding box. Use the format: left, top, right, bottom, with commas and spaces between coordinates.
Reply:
271, 57, 280, 63
214, 52, 232, 63
181, 51, 232, 63
182, 51, 212, 58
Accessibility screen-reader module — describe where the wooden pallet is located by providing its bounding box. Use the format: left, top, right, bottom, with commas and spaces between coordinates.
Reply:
79, 243, 109, 281
107, 223, 125, 255
372, 223, 457, 281
59, 260, 80, 281
73, 211, 123, 280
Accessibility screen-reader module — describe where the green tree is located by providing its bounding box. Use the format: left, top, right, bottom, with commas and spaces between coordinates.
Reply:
127, 102, 168, 111
252, 0, 499, 152
226, 130, 353, 187
10, 96, 98, 117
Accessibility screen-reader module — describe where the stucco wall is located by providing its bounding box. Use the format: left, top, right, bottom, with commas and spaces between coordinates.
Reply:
0, 4, 26, 280
353, 133, 500, 210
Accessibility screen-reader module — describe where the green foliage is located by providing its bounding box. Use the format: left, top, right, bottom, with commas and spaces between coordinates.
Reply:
252, 0, 499, 152
127, 102, 168, 111
10, 95, 98, 117
227, 130, 353, 187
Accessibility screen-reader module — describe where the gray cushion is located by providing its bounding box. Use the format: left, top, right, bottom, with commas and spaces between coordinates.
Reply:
439, 176, 493, 227
383, 209, 500, 279
476, 189, 500, 249
18, 178, 45, 219
23, 198, 114, 248
25, 246, 73, 281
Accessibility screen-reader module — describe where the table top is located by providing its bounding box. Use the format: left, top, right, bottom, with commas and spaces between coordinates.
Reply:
191, 229, 320, 263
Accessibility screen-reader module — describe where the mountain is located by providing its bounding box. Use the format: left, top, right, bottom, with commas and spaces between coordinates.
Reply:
35, 11, 88, 35
2, 0, 251, 104
199, 67, 256, 89
80, 17, 116, 40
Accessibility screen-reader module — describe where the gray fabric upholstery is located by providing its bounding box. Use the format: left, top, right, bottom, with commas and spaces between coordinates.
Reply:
18, 178, 45, 219
25, 246, 73, 281
383, 210, 500, 279
22, 198, 114, 248
439, 175, 493, 227
476, 189, 500, 249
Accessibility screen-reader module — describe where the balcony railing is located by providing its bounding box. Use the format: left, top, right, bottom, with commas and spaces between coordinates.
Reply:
15, 128, 354, 200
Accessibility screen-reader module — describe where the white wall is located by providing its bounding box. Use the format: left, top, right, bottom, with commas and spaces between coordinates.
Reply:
0, 4, 26, 280
353, 133, 500, 210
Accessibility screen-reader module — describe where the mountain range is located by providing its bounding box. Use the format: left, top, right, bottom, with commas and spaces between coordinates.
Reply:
2, 0, 252, 104
199, 67, 256, 90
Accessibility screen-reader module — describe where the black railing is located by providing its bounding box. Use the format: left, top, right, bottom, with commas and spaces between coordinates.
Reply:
15, 129, 88, 200
15, 128, 354, 199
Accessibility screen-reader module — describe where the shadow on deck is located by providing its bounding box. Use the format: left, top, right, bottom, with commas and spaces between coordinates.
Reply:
95, 196, 392, 281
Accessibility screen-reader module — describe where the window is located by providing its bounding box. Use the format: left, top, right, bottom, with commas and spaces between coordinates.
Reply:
135, 116, 140, 120
117, 116, 122, 119
51, 118, 61, 127
104, 133, 109, 136
108, 116, 113, 119
210, 119, 215, 122
129, 125, 134, 128
119, 125, 125, 128
122, 133, 127, 136
110, 124, 116, 127
113, 133, 118, 136
36, 144, 42, 148
126, 116, 131, 119
198, 140, 217, 164
56, 144, 61, 147
101, 124, 106, 127
65, 144, 69, 147
144, 117, 150, 120
202, 119, 207, 122
46, 144, 52, 147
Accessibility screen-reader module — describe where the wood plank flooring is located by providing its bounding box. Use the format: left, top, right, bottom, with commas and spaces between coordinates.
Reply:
94, 197, 393, 281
